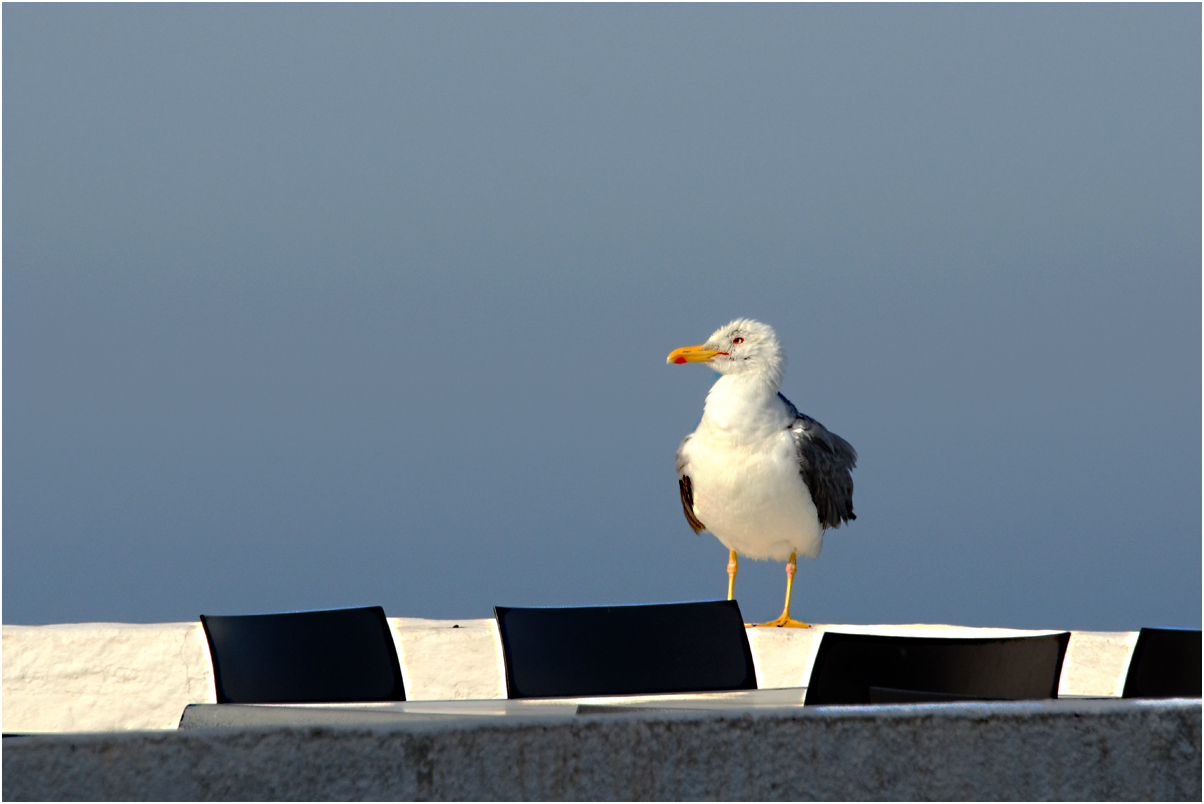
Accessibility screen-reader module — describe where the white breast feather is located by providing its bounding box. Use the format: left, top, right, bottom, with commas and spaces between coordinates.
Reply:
681, 376, 824, 562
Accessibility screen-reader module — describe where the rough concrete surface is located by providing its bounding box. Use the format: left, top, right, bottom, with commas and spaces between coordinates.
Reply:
1057, 630, 1141, 697
4, 699, 1199, 801
1, 622, 216, 732
391, 617, 507, 700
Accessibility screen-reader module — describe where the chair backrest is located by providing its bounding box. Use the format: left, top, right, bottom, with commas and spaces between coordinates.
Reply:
494, 600, 757, 699
804, 631, 1071, 705
1121, 627, 1202, 699
200, 606, 405, 704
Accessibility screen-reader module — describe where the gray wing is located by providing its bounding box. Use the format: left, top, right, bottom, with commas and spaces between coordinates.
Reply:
779, 393, 857, 529
675, 436, 707, 534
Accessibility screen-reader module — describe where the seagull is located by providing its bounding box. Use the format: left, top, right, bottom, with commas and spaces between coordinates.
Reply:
667, 319, 857, 628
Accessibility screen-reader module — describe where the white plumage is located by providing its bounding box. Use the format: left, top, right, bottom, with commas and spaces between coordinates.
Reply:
679, 374, 824, 561
668, 319, 856, 627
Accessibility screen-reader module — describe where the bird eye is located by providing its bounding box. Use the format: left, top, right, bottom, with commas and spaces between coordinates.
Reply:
732, 337, 744, 344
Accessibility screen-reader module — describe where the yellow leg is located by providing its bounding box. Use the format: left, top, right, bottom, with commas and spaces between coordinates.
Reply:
726, 550, 738, 601
752, 553, 811, 628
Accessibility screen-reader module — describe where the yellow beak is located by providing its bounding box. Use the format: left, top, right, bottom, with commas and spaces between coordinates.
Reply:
667, 344, 723, 365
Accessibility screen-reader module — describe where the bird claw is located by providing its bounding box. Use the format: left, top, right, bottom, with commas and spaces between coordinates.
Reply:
748, 616, 811, 628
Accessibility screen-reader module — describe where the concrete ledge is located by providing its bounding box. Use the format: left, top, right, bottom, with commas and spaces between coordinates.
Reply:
4, 699, 1200, 801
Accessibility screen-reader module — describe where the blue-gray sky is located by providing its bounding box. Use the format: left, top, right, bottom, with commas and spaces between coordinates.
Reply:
4, 4, 1200, 630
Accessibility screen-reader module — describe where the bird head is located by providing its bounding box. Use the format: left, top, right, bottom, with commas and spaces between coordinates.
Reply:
666, 319, 785, 383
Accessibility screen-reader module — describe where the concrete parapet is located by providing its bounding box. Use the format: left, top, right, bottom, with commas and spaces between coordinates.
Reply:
3, 699, 1200, 801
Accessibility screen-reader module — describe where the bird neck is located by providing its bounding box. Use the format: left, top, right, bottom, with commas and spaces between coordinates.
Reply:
699, 373, 790, 441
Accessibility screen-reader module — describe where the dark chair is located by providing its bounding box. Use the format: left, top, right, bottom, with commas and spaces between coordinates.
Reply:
494, 600, 757, 699
200, 606, 405, 704
803, 631, 1071, 705
1122, 627, 1202, 699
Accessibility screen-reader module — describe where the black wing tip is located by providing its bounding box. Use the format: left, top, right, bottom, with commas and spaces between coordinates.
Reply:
678, 475, 708, 534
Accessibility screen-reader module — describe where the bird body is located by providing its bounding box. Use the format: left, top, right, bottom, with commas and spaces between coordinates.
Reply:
668, 319, 856, 627
677, 379, 823, 562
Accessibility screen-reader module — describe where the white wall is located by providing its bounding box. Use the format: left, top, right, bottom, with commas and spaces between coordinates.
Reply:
2, 620, 1138, 733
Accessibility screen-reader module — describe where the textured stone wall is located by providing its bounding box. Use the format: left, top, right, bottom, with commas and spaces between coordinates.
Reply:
4, 699, 1199, 801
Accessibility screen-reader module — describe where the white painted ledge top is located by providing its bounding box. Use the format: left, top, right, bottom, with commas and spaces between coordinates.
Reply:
2, 619, 1139, 733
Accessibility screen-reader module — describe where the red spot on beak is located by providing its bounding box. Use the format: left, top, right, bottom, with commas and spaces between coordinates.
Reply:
673, 357, 687, 364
